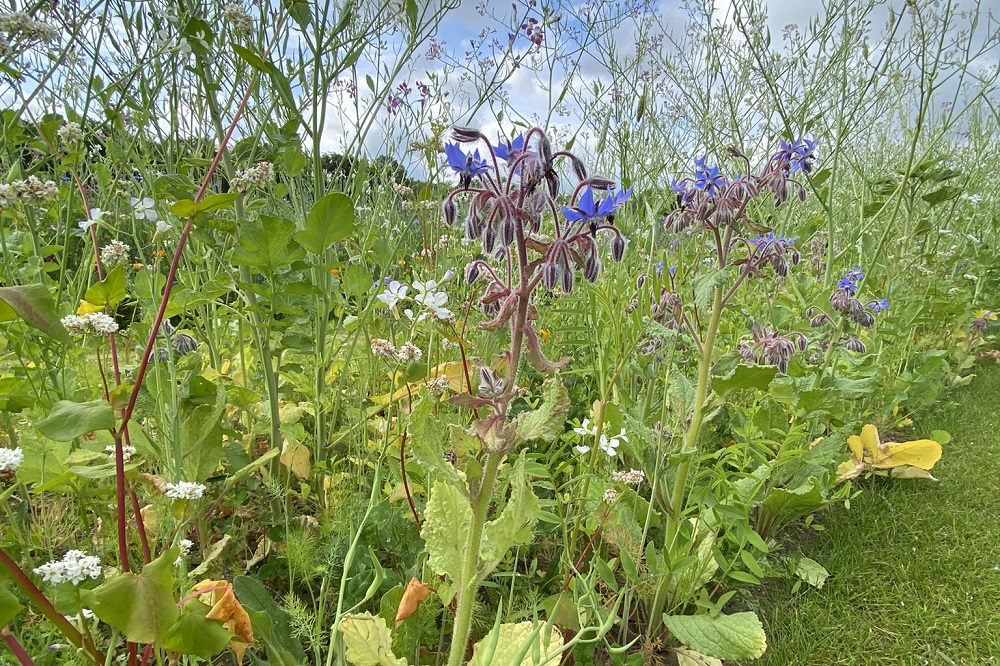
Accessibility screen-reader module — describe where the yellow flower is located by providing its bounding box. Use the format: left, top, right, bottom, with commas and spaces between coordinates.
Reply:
538, 328, 550, 343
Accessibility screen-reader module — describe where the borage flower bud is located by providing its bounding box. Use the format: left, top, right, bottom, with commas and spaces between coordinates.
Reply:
465, 262, 481, 284
583, 252, 599, 283
451, 126, 485, 143
443, 198, 457, 226
537, 133, 553, 165
560, 260, 575, 293
499, 217, 515, 247
570, 156, 588, 181
843, 337, 866, 354
465, 210, 482, 239
541, 261, 559, 291
611, 235, 625, 262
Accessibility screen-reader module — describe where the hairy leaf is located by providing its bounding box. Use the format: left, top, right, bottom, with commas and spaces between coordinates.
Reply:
481, 455, 540, 571
420, 481, 472, 584
338, 612, 408, 666
512, 375, 570, 445
662, 611, 766, 660
468, 620, 564, 666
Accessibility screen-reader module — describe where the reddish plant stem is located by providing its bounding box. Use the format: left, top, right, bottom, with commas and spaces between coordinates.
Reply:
139, 643, 153, 666
399, 388, 421, 529
0, 627, 35, 666
561, 503, 616, 593
0, 548, 104, 664
129, 481, 151, 564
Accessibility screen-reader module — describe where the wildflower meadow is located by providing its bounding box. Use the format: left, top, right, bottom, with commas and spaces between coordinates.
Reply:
0, 1, 997, 664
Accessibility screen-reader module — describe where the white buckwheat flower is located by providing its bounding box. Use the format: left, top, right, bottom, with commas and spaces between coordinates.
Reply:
84, 312, 118, 335
612, 468, 646, 485
396, 342, 423, 363
100, 240, 130, 268
61, 315, 88, 336
603, 488, 618, 503
0, 447, 23, 472
57, 121, 83, 144
104, 444, 136, 462
370, 338, 398, 360
34, 550, 102, 585
165, 481, 206, 500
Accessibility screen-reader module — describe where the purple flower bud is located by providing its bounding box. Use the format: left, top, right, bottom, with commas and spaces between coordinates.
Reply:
611, 235, 625, 262
465, 263, 481, 283
560, 260, 575, 293
570, 156, 588, 181
545, 171, 560, 198
466, 210, 482, 239
636, 274, 647, 290
584, 252, 599, 283
443, 198, 457, 226
482, 224, 496, 253
542, 261, 559, 291
843, 337, 866, 354
452, 126, 485, 142
537, 133, 553, 164
499, 217, 515, 247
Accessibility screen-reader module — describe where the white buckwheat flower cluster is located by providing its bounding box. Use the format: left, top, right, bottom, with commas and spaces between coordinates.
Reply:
61, 313, 119, 336
100, 240, 130, 269
370, 338, 398, 360
612, 468, 646, 485
165, 481, 206, 500
396, 342, 423, 363
57, 121, 83, 144
33, 550, 102, 585
426, 375, 451, 396
0, 176, 60, 210
104, 444, 136, 462
0, 447, 23, 472
0, 12, 60, 43
231, 161, 274, 191
222, 2, 254, 34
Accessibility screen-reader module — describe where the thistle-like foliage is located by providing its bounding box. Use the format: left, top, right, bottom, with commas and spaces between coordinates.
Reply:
444, 127, 631, 398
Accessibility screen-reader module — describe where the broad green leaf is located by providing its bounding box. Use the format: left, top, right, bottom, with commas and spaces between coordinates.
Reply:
693, 268, 727, 309
163, 600, 233, 659
295, 192, 355, 254
35, 400, 115, 441
662, 611, 767, 660
406, 395, 461, 484
921, 185, 962, 206
420, 481, 472, 584
84, 265, 127, 308
468, 620, 564, 666
234, 576, 307, 665
231, 43, 266, 69
180, 384, 226, 482
232, 215, 304, 273
713, 364, 778, 398
341, 264, 372, 298
512, 375, 569, 445
83, 548, 180, 644
481, 455, 540, 571
0, 284, 72, 343
759, 477, 827, 534
338, 612, 408, 666
795, 556, 829, 589
0, 584, 24, 626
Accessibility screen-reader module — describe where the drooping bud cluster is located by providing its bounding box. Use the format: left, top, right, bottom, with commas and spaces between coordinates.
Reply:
738, 322, 806, 374
826, 268, 887, 328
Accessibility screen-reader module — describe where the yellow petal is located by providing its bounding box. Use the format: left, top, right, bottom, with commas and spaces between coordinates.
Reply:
847, 434, 864, 462
869, 439, 942, 471
76, 299, 103, 315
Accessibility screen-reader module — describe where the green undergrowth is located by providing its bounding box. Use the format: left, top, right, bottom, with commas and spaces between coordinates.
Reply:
750, 363, 1000, 665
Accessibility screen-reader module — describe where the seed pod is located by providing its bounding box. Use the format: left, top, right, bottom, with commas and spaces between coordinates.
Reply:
443, 198, 457, 226
611, 235, 626, 262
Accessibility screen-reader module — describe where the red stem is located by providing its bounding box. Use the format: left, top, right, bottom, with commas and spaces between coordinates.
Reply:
1, 627, 35, 666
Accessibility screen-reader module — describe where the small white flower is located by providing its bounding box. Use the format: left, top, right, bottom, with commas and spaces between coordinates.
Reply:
599, 428, 627, 457
376, 280, 408, 311
574, 444, 591, 454
85, 312, 119, 335
130, 197, 157, 222
573, 418, 597, 438
370, 338, 397, 359
78, 208, 106, 231
396, 342, 423, 363
104, 444, 136, 462
178, 538, 194, 556
612, 468, 646, 485
34, 550, 102, 585
155, 219, 171, 234
61, 315, 88, 336
165, 481, 206, 500
0, 447, 23, 472
412, 280, 438, 295
603, 488, 618, 503
57, 121, 83, 144
100, 240, 130, 268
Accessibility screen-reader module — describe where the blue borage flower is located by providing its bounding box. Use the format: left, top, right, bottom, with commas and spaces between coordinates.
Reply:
494, 134, 525, 162
868, 298, 889, 313
561, 186, 633, 231
444, 143, 491, 189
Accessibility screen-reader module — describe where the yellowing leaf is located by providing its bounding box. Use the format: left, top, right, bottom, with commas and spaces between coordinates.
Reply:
394, 577, 430, 628
837, 424, 943, 484
280, 438, 311, 479
190, 579, 254, 662
338, 612, 407, 666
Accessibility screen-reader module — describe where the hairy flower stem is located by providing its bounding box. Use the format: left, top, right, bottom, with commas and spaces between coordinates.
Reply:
446, 453, 502, 666
0, 548, 104, 665
649, 286, 724, 631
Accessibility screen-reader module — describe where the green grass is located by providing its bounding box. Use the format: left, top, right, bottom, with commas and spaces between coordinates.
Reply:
751, 364, 1000, 665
